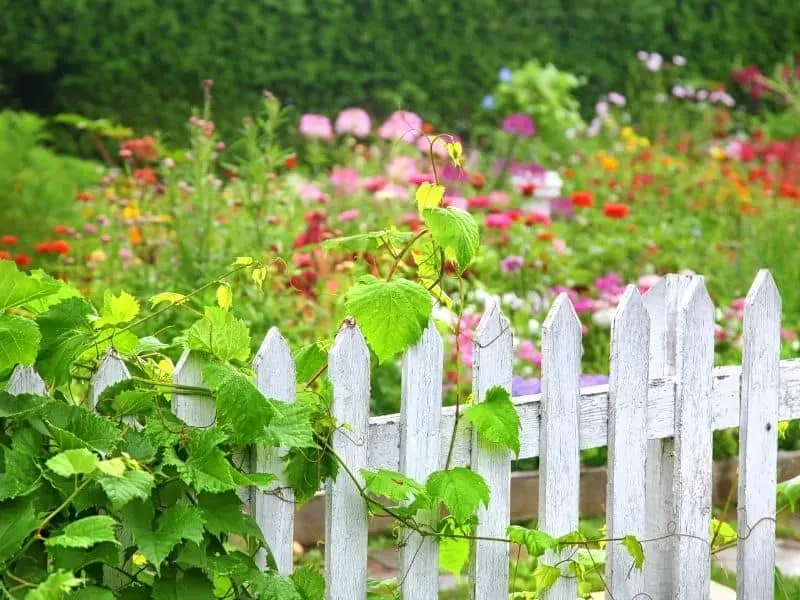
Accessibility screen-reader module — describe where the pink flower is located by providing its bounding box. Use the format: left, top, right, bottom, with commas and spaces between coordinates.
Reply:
298, 183, 327, 203
489, 191, 510, 207
338, 209, 361, 222
500, 255, 525, 273
363, 176, 386, 192
335, 108, 371, 138
573, 297, 595, 314
518, 340, 542, 365
329, 167, 360, 195
637, 274, 661, 293
417, 135, 449, 157
387, 156, 417, 181
378, 111, 423, 142
409, 172, 435, 186
375, 183, 411, 201
299, 114, 333, 140
485, 213, 513, 229
552, 238, 569, 255
444, 195, 468, 210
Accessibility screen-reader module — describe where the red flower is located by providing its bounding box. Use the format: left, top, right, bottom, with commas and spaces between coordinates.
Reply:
50, 240, 71, 254
35, 242, 53, 254
13, 254, 31, 267
467, 196, 492, 209
525, 212, 551, 227
134, 168, 157, 186
484, 213, 513, 229
284, 155, 298, 171
570, 191, 594, 207
53, 225, 73, 235
121, 137, 159, 161
0, 250, 10, 260
1, 235, 18, 245
603, 203, 629, 219
520, 182, 536, 197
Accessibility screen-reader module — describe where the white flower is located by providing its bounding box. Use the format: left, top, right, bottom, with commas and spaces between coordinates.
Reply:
592, 307, 616, 328
528, 319, 541, 334
502, 293, 525, 311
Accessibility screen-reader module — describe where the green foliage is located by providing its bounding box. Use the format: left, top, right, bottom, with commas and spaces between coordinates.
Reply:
423, 207, 480, 275
622, 534, 645, 570
463, 386, 521, 457
45, 515, 118, 549
507, 525, 556, 558
426, 467, 490, 524
186, 307, 251, 363
344, 275, 432, 363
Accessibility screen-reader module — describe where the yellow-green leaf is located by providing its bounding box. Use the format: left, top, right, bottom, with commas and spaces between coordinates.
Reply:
216, 284, 233, 310
150, 292, 186, 309
233, 256, 253, 266
415, 182, 445, 216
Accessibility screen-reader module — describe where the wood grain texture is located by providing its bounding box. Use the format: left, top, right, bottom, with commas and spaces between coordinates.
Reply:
399, 322, 444, 600
605, 286, 649, 597
737, 270, 781, 598
539, 294, 581, 600
325, 321, 370, 600
672, 277, 715, 598
469, 303, 514, 600
172, 349, 214, 427
8, 365, 47, 396
253, 327, 297, 574
90, 350, 130, 408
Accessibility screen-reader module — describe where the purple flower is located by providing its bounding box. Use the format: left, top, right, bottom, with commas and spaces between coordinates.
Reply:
512, 376, 541, 397
502, 113, 536, 138
607, 92, 627, 107
581, 374, 609, 388
594, 273, 624, 295
500, 255, 525, 274
549, 197, 574, 219
672, 55, 687, 67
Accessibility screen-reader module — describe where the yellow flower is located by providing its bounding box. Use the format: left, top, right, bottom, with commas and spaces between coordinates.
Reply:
105, 188, 117, 201
620, 126, 635, 139
132, 552, 147, 567
599, 155, 618, 172
122, 203, 140, 220
709, 146, 726, 161
88, 249, 107, 263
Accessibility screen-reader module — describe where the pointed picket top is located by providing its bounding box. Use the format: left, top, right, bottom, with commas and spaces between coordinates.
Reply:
542, 292, 581, 343
738, 269, 781, 598
252, 327, 297, 575
606, 285, 649, 597
253, 327, 295, 398
679, 275, 715, 327
474, 300, 511, 348
8, 365, 47, 396
745, 269, 781, 316
329, 318, 371, 400
90, 349, 131, 408
172, 349, 215, 428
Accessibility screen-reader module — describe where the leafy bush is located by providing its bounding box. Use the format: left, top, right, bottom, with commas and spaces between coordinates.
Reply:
2, 0, 799, 140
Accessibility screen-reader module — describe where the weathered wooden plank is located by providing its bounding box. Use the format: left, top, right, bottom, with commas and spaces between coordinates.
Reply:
399, 322, 443, 600
172, 349, 214, 427
90, 350, 131, 408
469, 303, 513, 600
539, 294, 581, 600
363, 358, 800, 471
325, 320, 370, 600
253, 327, 296, 574
672, 277, 715, 598
605, 286, 649, 596
8, 365, 47, 396
737, 270, 781, 597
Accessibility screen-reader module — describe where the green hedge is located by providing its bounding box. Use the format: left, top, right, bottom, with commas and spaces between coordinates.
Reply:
1, 0, 798, 142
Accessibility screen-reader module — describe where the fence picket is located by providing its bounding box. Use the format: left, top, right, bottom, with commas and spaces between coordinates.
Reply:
325, 320, 370, 600
399, 322, 443, 600
8, 365, 47, 395
253, 327, 297, 574
172, 349, 214, 427
605, 286, 649, 596
539, 294, 581, 600
673, 277, 715, 597
468, 302, 513, 599
737, 270, 781, 597
643, 274, 691, 597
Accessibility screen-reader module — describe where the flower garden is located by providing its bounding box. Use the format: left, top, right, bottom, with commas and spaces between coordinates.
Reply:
3, 49, 800, 597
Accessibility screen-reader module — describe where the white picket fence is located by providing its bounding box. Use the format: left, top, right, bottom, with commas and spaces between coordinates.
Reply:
8, 269, 800, 599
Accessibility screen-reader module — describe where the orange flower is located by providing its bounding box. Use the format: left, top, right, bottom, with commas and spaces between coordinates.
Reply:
603, 203, 629, 219
13, 254, 31, 267
563, 167, 574, 180
284, 155, 297, 171
134, 168, 157, 186
422, 123, 436, 135
741, 203, 761, 216
1, 235, 18, 245
129, 227, 142, 245
76, 191, 94, 203
50, 240, 71, 254
35, 242, 52, 253
570, 191, 594, 207
0, 250, 10, 260
468, 171, 486, 190
53, 225, 72, 234
537, 230, 554, 242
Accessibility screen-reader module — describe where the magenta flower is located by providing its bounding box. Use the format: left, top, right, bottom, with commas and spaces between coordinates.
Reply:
298, 183, 327, 203
335, 108, 371, 138
502, 113, 536, 138
338, 209, 361, 222
417, 135, 449, 158
485, 213, 513, 229
500, 255, 525, 274
299, 114, 333, 140
329, 167, 360, 195
362, 176, 386, 192
518, 340, 542, 365
378, 111, 423, 142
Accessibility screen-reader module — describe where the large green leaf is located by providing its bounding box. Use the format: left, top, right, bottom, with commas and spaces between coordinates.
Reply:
121, 501, 205, 572
361, 468, 426, 503
0, 315, 40, 373
426, 467, 490, 523
46, 515, 118, 548
36, 298, 95, 386
186, 307, 250, 362
249, 573, 303, 600
422, 207, 479, 274
151, 567, 215, 600
165, 428, 238, 493
98, 469, 154, 509
507, 525, 556, 558
43, 404, 118, 453
264, 401, 315, 448
343, 275, 432, 363
0, 498, 39, 566
46, 449, 99, 477
196, 492, 264, 543
202, 363, 273, 446
97, 291, 140, 327
0, 261, 63, 312
0, 427, 41, 500
290, 568, 325, 600
24, 570, 85, 600
462, 386, 521, 457
48, 542, 120, 571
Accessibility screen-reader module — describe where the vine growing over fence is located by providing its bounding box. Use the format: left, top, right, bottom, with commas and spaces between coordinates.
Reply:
3, 137, 800, 599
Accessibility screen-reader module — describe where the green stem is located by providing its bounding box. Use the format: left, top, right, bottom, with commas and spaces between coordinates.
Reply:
386, 229, 428, 280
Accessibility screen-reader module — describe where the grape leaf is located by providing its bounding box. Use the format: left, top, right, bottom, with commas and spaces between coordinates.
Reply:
284, 446, 338, 505
710, 519, 737, 547
46, 515, 118, 548
121, 501, 205, 572
97, 291, 140, 327
0, 498, 39, 567
166, 429, 238, 493
534, 563, 561, 592
463, 386, 521, 456
0, 315, 40, 373
17, 270, 81, 315
291, 568, 325, 600
249, 572, 303, 600
0, 260, 62, 311
438, 522, 470, 579
361, 468, 426, 503
426, 467, 490, 523
344, 275, 432, 363
152, 567, 215, 600
98, 469, 154, 508
46, 449, 99, 477
48, 542, 121, 573
415, 182, 445, 216
203, 362, 273, 446
196, 492, 264, 543
622, 534, 644, 570
0, 428, 42, 500
507, 525, 556, 558
43, 404, 118, 453
24, 570, 85, 600
0, 392, 50, 418
186, 307, 250, 362
36, 297, 95, 386
72, 587, 116, 600
423, 207, 479, 275
778, 475, 800, 510
264, 401, 315, 448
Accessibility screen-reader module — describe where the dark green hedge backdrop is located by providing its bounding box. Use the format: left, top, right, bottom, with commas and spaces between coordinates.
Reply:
1, 0, 798, 142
